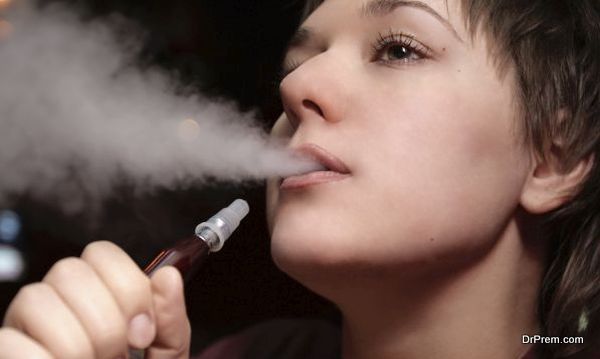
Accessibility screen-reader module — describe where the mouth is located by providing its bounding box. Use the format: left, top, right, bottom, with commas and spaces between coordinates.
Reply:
280, 143, 351, 190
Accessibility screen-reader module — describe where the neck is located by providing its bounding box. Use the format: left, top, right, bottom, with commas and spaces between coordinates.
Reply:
333, 215, 546, 359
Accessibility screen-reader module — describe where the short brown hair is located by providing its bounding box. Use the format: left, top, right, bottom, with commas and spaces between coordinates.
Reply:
300, 1, 600, 357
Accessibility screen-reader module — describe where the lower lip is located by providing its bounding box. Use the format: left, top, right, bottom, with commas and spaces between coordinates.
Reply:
280, 171, 350, 190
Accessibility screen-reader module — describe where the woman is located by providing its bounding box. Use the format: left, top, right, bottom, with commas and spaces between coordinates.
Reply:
1, 0, 598, 358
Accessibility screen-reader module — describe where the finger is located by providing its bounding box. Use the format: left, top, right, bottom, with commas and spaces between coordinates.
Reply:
3, 283, 94, 359
80, 241, 156, 349
0, 328, 53, 359
42, 257, 128, 359
146, 266, 191, 359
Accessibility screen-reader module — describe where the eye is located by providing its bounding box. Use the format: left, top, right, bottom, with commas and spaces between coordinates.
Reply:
372, 30, 432, 64
382, 43, 419, 61
277, 59, 302, 83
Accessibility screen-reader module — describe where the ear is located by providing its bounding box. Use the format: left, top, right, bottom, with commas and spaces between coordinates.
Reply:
520, 146, 594, 214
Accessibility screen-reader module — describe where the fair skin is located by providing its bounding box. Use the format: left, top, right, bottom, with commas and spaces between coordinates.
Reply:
267, 0, 588, 358
0, 242, 191, 359
0, 0, 591, 358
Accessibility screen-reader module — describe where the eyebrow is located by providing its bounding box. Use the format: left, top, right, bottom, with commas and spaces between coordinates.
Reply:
287, 0, 463, 49
362, 0, 463, 42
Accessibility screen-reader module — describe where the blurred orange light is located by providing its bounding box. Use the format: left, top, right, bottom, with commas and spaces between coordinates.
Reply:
177, 118, 201, 141
0, 0, 12, 10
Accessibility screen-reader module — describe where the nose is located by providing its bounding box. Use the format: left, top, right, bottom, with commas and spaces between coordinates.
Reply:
279, 53, 346, 130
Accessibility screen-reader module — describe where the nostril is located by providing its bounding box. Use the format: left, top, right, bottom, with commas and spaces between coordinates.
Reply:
302, 99, 324, 117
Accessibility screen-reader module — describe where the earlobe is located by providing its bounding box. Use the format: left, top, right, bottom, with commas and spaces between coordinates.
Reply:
520, 150, 594, 214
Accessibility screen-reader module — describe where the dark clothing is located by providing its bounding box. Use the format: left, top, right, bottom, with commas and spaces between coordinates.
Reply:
193, 319, 597, 359
193, 319, 341, 359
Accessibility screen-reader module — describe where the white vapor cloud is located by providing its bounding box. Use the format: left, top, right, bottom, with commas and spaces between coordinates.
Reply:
0, 2, 315, 213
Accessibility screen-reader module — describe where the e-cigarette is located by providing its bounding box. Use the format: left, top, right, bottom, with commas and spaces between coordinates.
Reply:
142, 199, 249, 279
129, 199, 249, 359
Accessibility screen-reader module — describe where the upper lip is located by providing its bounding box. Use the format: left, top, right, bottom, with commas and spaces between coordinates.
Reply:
292, 143, 351, 174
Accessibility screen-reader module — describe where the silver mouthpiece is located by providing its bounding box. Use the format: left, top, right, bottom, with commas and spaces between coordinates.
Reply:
195, 199, 250, 252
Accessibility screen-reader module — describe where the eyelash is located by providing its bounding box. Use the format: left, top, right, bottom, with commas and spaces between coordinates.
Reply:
277, 30, 432, 82
372, 29, 432, 65
278, 59, 302, 83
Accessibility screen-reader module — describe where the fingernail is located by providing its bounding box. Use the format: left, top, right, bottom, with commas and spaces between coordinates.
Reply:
128, 313, 155, 348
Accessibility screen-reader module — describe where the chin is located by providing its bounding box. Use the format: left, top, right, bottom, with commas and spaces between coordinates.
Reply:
269, 209, 360, 279
269, 213, 404, 296
271, 192, 360, 249
270, 229, 355, 299
270, 216, 347, 265
270, 208, 495, 292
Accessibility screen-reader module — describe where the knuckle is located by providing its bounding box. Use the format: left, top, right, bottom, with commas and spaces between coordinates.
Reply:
114, 274, 152, 300
4, 287, 95, 359
5, 286, 29, 326
46, 257, 86, 281
107, 279, 153, 322
11, 283, 52, 312
81, 240, 120, 261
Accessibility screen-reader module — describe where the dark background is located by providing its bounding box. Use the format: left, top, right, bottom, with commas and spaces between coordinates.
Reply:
0, 0, 338, 355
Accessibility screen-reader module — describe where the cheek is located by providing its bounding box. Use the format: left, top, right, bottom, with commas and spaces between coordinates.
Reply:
357, 79, 529, 254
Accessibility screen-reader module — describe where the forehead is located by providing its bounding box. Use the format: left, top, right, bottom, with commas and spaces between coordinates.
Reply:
294, 0, 468, 48
303, 0, 465, 36
306, 0, 459, 22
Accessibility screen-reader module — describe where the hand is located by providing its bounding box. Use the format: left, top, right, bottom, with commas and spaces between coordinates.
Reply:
0, 241, 191, 359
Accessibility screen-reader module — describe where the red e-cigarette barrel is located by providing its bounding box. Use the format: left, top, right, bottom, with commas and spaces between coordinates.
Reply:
142, 235, 211, 281
142, 198, 249, 280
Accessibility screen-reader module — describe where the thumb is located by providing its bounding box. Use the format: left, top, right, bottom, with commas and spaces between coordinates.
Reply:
146, 266, 191, 359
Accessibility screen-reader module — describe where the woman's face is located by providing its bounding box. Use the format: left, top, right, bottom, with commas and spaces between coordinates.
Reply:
266, 0, 532, 283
